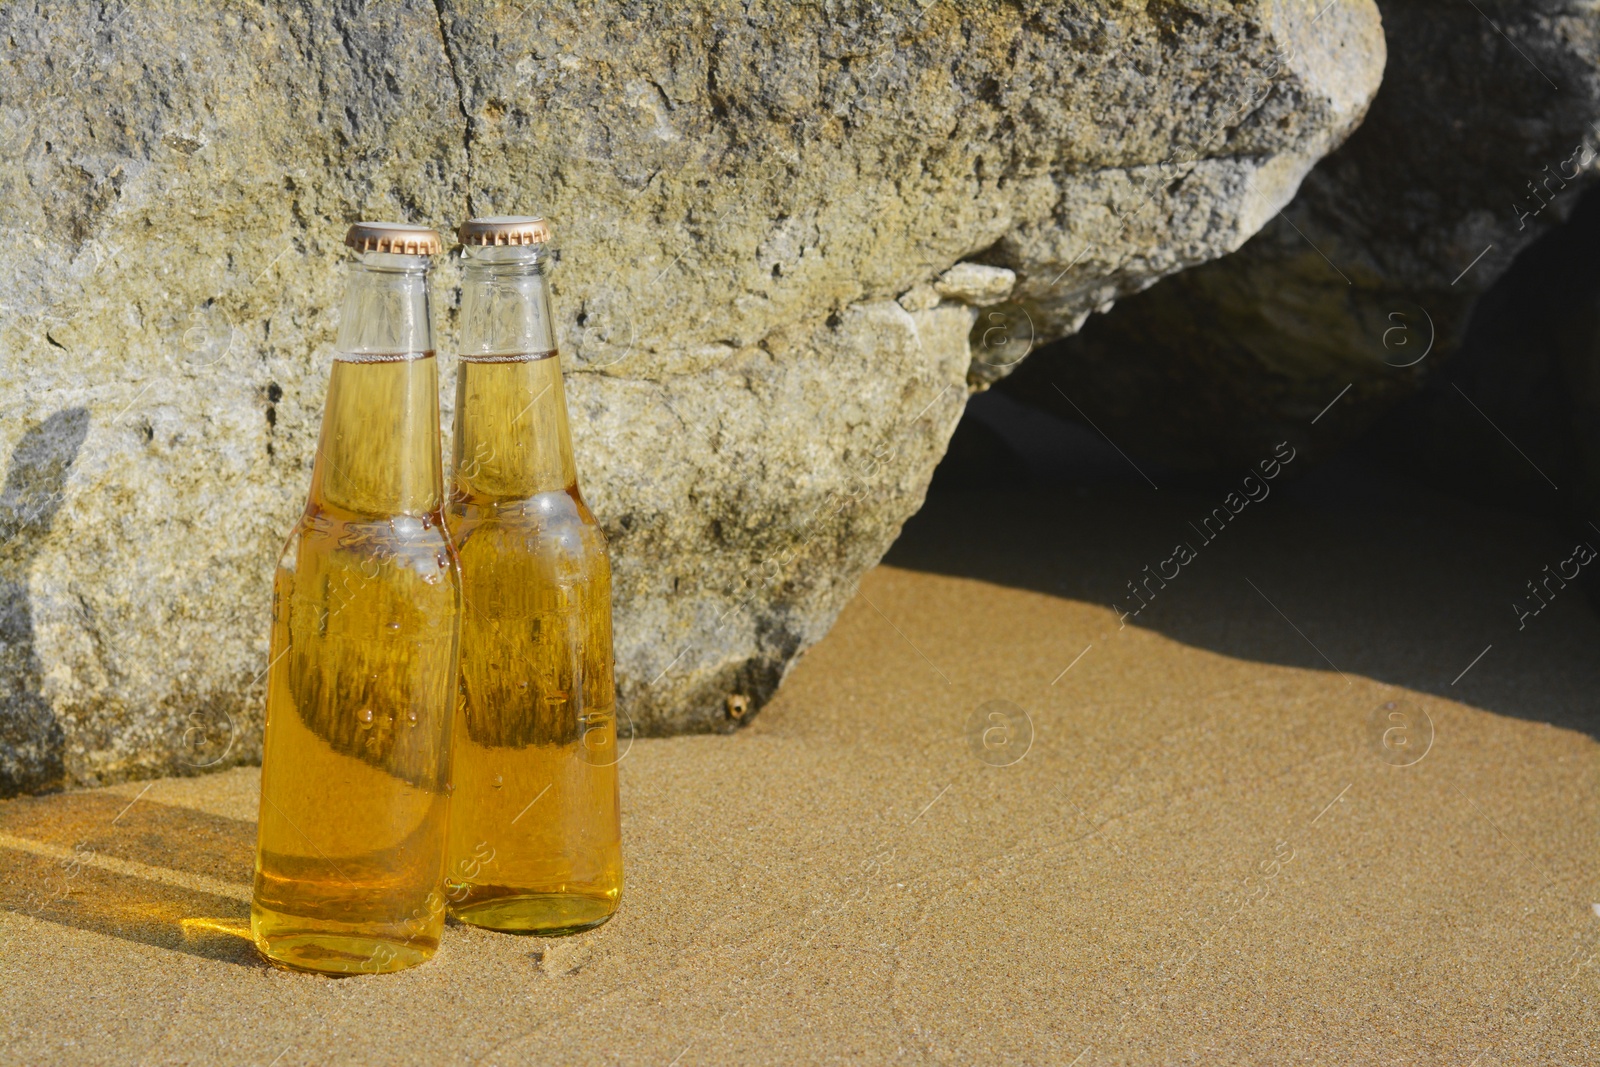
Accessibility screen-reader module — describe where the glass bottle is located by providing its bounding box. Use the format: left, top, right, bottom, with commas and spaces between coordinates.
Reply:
442, 216, 623, 934
251, 222, 461, 974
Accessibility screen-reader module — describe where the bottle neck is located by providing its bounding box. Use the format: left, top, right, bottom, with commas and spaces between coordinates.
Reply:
336, 252, 436, 357
457, 244, 556, 357
452, 245, 577, 503
309, 253, 443, 518
452, 354, 577, 502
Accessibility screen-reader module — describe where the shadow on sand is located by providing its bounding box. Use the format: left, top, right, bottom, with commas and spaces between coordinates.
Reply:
889, 392, 1600, 740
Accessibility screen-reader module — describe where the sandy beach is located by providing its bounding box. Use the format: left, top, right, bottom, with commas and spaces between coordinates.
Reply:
4, 474, 1599, 1065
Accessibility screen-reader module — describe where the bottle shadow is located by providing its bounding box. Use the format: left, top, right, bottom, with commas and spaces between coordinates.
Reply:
1, 407, 90, 797
0, 789, 264, 968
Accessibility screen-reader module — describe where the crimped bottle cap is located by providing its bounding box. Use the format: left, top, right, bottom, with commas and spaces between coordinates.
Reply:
344, 221, 443, 256
458, 215, 552, 247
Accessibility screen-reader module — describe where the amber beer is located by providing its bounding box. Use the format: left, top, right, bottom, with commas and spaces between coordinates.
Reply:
443, 215, 623, 934
251, 222, 460, 974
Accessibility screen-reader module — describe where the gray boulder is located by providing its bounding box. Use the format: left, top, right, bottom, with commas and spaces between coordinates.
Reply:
0, 0, 1381, 793
999, 0, 1600, 472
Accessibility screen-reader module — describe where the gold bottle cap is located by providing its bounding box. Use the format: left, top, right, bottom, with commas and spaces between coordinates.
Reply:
458, 215, 552, 247
344, 221, 443, 256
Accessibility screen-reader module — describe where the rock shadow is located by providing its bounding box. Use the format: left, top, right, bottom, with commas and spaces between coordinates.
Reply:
0, 408, 90, 797
892, 392, 1600, 741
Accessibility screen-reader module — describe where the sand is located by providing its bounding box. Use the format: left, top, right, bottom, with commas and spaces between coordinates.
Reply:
3, 478, 1599, 1065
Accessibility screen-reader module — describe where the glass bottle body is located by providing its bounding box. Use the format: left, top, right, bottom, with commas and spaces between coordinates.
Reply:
252, 250, 460, 974
443, 244, 623, 934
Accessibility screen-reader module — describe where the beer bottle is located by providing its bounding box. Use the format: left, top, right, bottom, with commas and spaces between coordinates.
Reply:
251, 222, 461, 974
443, 216, 623, 934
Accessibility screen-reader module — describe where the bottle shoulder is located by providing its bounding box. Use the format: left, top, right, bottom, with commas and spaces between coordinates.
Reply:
447, 487, 605, 534
277, 505, 459, 582
446, 488, 609, 574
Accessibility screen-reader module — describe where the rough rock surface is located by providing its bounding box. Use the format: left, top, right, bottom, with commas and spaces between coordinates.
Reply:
0, 0, 1381, 793
1000, 0, 1600, 472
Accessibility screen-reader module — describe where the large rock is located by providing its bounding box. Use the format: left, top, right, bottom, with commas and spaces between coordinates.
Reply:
999, 0, 1600, 471
0, 0, 1382, 793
